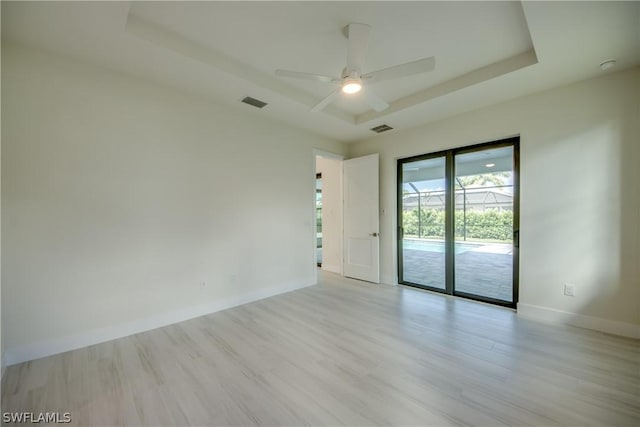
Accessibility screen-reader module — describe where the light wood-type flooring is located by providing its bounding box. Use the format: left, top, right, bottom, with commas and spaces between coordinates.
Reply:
2, 271, 639, 426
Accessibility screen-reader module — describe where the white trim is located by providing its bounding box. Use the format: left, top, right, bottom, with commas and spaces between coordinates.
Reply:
381, 274, 396, 286
4, 278, 315, 366
321, 264, 341, 275
313, 149, 344, 162
518, 303, 640, 339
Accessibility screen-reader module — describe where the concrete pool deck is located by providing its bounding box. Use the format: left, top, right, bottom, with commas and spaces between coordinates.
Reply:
319, 240, 514, 303
402, 240, 513, 302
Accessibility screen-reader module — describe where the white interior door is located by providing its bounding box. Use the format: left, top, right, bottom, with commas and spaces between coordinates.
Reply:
343, 153, 380, 283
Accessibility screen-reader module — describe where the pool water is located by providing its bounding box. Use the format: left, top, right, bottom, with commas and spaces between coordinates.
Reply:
402, 239, 479, 254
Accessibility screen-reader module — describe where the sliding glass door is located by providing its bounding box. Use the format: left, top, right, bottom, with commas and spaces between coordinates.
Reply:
398, 138, 519, 307
399, 156, 447, 290
454, 145, 516, 303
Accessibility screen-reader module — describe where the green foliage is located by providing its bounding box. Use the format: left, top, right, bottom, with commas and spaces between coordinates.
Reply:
455, 209, 513, 241
403, 209, 445, 238
403, 208, 513, 242
457, 172, 509, 188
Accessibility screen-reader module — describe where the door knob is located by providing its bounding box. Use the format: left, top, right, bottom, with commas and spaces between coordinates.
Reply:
370, 232, 378, 237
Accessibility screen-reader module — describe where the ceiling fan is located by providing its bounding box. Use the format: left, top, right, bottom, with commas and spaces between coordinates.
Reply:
275, 23, 435, 113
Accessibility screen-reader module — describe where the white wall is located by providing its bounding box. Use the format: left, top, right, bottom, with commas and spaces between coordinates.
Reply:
0, 4, 4, 382
2, 41, 638, 368
349, 67, 640, 337
316, 156, 343, 274
1, 43, 345, 364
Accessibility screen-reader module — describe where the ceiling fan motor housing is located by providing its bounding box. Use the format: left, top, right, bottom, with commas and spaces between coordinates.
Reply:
341, 67, 360, 79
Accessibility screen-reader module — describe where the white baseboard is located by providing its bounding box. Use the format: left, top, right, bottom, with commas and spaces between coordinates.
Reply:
380, 274, 396, 286
517, 303, 640, 339
321, 264, 341, 274
4, 278, 315, 366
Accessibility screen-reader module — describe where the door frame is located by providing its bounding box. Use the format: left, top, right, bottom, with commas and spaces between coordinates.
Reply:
397, 136, 520, 308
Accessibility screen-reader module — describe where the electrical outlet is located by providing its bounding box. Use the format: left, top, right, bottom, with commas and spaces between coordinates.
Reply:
564, 284, 576, 297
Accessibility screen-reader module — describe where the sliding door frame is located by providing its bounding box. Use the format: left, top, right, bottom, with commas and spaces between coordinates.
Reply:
397, 150, 450, 292
397, 136, 520, 308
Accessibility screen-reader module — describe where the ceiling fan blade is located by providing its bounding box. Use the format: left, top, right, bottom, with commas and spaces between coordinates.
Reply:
365, 91, 390, 112
363, 56, 435, 83
346, 23, 371, 72
311, 89, 339, 112
275, 69, 339, 84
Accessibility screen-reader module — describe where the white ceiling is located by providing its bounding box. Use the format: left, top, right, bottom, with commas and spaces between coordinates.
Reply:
3, 1, 639, 142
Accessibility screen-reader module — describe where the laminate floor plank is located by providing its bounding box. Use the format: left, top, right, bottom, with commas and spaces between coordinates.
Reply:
2, 271, 639, 426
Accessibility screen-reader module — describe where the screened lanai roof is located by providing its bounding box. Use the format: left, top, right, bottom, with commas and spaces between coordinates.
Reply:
402, 187, 513, 209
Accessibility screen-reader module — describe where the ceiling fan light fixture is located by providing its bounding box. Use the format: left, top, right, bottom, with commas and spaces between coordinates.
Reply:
275, 23, 434, 112
342, 78, 362, 94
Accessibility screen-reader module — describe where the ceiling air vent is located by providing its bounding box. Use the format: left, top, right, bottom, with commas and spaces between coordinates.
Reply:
241, 96, 268, 109
370, 124, 394, 133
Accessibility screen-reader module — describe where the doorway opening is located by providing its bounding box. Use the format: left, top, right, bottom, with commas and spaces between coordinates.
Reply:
314, 152, 344, 276
397, 137, 519, 308
316, 172, 322, 267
